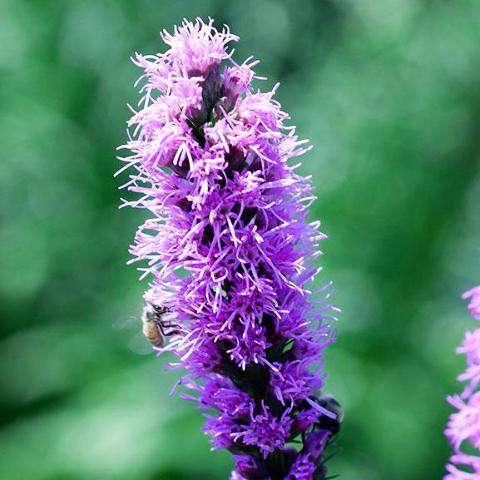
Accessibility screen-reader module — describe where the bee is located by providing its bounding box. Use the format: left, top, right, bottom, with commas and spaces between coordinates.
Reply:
141, 302, 180, 349
317, 394, 343, 435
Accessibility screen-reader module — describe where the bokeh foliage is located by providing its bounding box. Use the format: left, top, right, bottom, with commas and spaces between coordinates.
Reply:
1, 0, 480, 479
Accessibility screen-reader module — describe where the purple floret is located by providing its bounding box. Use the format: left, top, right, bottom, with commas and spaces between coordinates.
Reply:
118, 18, 340, 479
444, 286, 480, 479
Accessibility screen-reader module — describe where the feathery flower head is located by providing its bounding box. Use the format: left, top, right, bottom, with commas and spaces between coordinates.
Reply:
463, 286, 480, 321
444, 286, 480, 479
446, 393, 480, 451
118, 17, 340, 479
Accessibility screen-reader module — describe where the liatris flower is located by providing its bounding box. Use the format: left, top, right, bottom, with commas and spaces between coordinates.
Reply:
117, 18, 340, 479
444, 286, 480, 479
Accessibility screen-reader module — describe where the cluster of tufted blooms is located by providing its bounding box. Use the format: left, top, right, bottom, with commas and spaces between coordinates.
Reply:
445, 286, 480, 479
118, 18, 340, 479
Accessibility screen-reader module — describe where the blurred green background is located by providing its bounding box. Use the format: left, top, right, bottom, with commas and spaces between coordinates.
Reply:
1, 0, 480, 479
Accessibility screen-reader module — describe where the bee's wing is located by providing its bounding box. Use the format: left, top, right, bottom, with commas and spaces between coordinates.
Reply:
114, 314, 153, 356
113, 314, 137, 331
128, 332, 154, 356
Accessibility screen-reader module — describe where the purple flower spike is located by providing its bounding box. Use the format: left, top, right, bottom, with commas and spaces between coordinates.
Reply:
444, 286, 480, 479
118, 18, 340, 479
